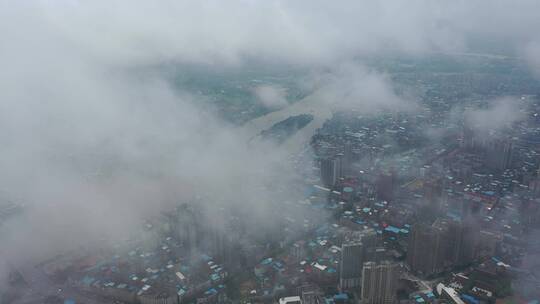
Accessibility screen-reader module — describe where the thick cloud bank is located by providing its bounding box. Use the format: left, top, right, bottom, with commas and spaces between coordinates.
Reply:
253, 85, 289, 109
2, 0, 540, 289
3, 1, 540, 67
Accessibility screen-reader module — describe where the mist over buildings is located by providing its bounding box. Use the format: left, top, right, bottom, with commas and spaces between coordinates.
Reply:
253, 85, 289, 109
464, 97, 527, 136
2, 0, 540, 297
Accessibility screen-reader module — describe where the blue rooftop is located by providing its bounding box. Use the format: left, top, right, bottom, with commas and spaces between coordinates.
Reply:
385, 226, 401, 233
446, 212, 462, 221
205, 288, 218, 296
461, 294, 479, 304
201, 254, 212, 261
333, 293, 348, 300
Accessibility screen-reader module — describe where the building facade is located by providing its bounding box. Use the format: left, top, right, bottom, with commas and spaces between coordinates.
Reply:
361, 261, 398, 304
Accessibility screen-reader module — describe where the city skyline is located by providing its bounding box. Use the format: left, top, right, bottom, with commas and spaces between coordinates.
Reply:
2, 1, 540, 304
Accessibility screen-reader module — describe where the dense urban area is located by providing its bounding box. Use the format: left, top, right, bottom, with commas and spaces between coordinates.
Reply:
2, 53, 540, 304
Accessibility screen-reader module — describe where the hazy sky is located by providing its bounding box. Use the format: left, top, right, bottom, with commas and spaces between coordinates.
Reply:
3, 1, 540, 67
1, 0, 540, 288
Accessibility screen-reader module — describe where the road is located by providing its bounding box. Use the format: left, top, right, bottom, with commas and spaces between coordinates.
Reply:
399, 263, 435, 292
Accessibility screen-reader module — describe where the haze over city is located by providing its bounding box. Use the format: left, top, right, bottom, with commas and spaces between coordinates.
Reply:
2, 1, 540, 304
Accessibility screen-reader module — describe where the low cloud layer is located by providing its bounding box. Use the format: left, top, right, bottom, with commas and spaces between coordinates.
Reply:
0, 71, 296, 257
308, 64, 415, 113
2, 0, 540, 292
253, 85, 289, 109
3, 1, 540, 68
465, 97, 526, 135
